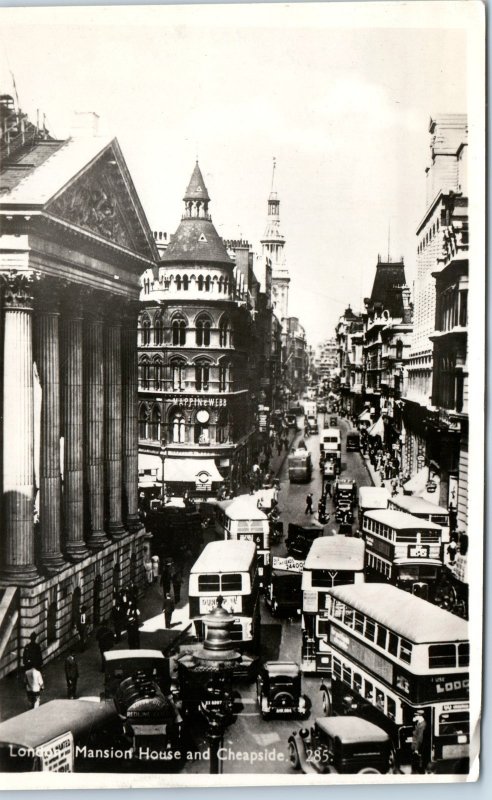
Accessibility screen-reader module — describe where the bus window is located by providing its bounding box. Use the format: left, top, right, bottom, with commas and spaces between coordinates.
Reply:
333, 658, 342, 680
388, 632, 399, 656
429, 644, 457, 669
387, 696, 396, 721
353, 673, 363, 693
364, 680, 374, 702
375, 692, 385, 712
318, 618, 330, 637
344, 607, 354, 628
342, 665, 352, 684
438, 711, 470, 738
365, 619, 376, 641
399, 639, 413, 663
198, 574, 220, 592
458, 643, 470, 667
333, 601, 344, 620
354, 612, 364, 634
376, 625, 387, 649
222, 573, 242, 591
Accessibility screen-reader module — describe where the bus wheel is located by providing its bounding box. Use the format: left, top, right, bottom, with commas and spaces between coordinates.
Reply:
288, 739, 301, 770
358, 767, 380, 774
321, 688, 333, 716
388, 748, 402, 774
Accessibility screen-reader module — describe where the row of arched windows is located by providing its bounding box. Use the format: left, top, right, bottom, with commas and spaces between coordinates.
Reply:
140, 313, 232, 348
159, 273, 232, 295
139, 355, 232, 393
139, 404, 231, 444
418, 218, 440, 254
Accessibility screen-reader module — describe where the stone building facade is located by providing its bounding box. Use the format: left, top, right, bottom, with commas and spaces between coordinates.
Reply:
138, 164, 257, 497
0, 100, 157, 676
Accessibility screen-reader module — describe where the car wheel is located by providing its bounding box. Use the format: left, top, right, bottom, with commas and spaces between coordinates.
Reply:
288, 739, 301, 770
358, 767, 381, 774
321, 688, 333, 716
388, 748, 402, 774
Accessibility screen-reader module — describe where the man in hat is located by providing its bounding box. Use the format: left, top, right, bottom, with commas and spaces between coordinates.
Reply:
163, 593, 175, 628
22, 633, 43, 671
64, 653, 79, 699
411, 709, 427, 774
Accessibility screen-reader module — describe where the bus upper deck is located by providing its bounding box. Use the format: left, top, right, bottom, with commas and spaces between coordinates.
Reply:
388, 495, 450, 542
216, 494, 271, 584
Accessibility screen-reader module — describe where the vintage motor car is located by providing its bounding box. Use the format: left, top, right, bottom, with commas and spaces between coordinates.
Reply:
334, 478, 357, 506
288, 716, 393, 775
257, 662, 310, 720
307, 415, 319, 434
265, 562, 303, 616
286, 522, 325, 560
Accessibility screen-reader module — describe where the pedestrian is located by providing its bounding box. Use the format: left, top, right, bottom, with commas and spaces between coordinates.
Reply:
171, 564, 183, 604
144, 557, 153, 585
96, 620, 115, 671
22, 632, 43, 671
161, 560, 172, 595
305, 493, 314, 514
447, 538, 458, 565
64, 653, 79, 699
151, 554, 160, 583
76, 605, 88, 651
411, 710, 427, 774
111, 595, 125, 643
24, 661, 44, 708
125, 601, 141, 649
163, 593, 175, 628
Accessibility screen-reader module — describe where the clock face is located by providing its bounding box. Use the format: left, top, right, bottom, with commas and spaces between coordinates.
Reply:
196, 409, 210, 424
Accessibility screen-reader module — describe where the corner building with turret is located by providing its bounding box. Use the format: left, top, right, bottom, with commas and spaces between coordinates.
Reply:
138, 164, 257, 497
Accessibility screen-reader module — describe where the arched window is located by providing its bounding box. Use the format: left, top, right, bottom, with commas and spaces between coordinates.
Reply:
196, 315, 211, 347
170, 410, 186, 443
219, 316, 231, 347
175, 275, 182, 291
172, 317, 187, 346
183, 275, 189, 290
139, 356, 150, 389
205, 275, 211, 291
219, 362, 230, 392
197, 275, 204, 291
395, 340, 403, 361
139, 404, 150, 439
153, 356, 163, 389
154, 311, 164, 346
195, 360, 210, 391
217, 408, 230, 444
150, 405, 161, 441
218, 277, 223, 294
171, 358, 186, 391
141, 313, 151, 346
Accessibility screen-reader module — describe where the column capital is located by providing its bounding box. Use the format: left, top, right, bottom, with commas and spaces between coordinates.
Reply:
0, 269, 41, 309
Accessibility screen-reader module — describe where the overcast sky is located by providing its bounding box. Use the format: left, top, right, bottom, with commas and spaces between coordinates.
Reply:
0, 2, 475, 346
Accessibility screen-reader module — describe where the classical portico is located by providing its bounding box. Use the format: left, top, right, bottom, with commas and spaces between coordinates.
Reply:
0, 128, 158, 676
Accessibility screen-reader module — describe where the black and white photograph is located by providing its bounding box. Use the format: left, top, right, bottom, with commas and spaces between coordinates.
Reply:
0, 0, 485, 788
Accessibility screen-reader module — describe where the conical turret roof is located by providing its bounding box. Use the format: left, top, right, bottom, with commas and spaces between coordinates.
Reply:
183, 161, 210, 202
161, 162, 232, 267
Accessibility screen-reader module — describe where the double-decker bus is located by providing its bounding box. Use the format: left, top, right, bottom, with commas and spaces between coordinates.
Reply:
301, 537, 365, 674
188, 540, 260, 652
388, 495, 450, 544
362, 509, 443, 601
358, 486, 389, 530
321, 583, 469, 771
216, 495, 270, 588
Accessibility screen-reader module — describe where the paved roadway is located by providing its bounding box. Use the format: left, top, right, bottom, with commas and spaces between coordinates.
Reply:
183, 414, 374, 775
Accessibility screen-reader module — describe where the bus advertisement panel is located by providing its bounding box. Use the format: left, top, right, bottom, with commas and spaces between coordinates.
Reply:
300, 537, 365, 674
321, 583, 469, 771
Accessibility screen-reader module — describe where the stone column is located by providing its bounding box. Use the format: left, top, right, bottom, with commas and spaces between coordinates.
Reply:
62, 292, 89, 561
34, 289, 66, 573
0, 271, 39, 583
122, 303, 141, 532
84, 300, 109, 550
104, 312, 125, 538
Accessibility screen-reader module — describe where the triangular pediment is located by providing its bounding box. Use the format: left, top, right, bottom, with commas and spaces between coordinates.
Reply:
46, 140, 157, 260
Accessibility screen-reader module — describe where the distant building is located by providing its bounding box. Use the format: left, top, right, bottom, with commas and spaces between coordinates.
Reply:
260, 161, 290, 332
335, 310, 364, 414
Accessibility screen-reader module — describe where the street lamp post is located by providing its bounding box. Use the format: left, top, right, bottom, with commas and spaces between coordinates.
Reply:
159, 434, 167, 506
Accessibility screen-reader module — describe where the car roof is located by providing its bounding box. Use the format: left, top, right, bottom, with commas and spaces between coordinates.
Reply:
263, 661, 300, 676
315, 715, 390, 744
